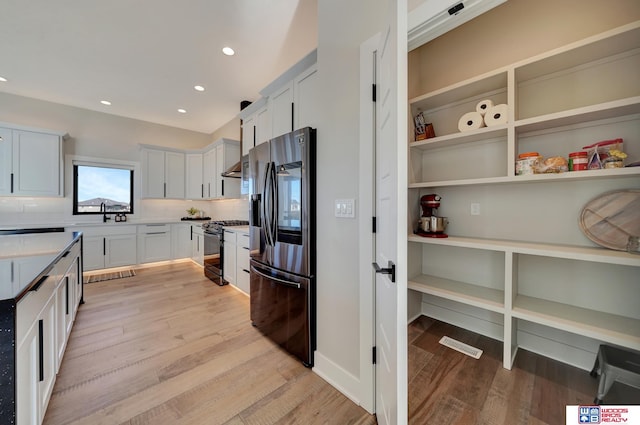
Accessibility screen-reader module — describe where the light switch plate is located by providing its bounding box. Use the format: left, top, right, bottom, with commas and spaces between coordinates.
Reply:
335, 199, 356, 218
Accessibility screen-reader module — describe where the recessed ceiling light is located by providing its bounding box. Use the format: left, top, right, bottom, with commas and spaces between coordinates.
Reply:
100, 100, 111, 106
0, 76, 7, 82
178, 108, 187, 114
194, 85, 205, 92
222, 47, 235, 56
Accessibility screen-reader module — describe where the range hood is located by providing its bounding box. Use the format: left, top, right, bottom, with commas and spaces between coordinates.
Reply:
221, 100, 252, 178
221, 160, 242, 178
408, 0, 507, 51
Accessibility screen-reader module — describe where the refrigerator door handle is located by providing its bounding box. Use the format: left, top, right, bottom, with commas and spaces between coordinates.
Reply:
269, 162, 277, 243
251, 264, 301, 289
262, 162, 273, 247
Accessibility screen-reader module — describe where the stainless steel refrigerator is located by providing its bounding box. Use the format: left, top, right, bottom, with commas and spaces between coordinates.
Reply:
249, 127, 316, 367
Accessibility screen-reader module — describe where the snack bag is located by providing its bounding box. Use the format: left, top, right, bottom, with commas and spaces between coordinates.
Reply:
582, 138, 624, 169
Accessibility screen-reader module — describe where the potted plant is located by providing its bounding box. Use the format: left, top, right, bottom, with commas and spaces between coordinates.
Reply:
186, 207, 199, 218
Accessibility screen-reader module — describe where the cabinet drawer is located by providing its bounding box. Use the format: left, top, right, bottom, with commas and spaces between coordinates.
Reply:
223, 229, 237, 243
138, 223, 171, 234
16, 274, 57, 348
238, 246, 250, 271
55, 240, 80, 277
238, 232, 250, 249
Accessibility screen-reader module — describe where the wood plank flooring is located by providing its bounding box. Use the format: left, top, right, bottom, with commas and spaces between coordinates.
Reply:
45, 262, 637, 425
408, 316, 639, 425
44, 262, 375, 425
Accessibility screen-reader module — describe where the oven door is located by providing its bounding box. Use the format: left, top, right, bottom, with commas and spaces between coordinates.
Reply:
203, 231, 224, 284
249, 260, 313, 367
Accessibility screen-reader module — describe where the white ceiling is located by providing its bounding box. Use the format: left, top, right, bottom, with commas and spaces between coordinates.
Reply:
0, 0, 318, 134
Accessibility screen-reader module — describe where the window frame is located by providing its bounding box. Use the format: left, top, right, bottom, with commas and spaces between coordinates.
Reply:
72, 162, 135, 216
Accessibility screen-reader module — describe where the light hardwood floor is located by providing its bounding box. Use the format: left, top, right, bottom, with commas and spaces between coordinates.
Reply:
44, 262, 376, 425
45, 262, 637, 425
408, 316, 639, 424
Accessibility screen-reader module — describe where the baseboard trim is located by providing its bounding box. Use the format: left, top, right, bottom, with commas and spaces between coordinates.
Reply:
313, 351, 362, 407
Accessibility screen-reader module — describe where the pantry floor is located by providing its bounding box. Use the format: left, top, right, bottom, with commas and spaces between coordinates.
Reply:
408, 316, 640, 424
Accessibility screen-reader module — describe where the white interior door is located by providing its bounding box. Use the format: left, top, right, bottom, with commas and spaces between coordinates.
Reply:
374, 0, 407, 424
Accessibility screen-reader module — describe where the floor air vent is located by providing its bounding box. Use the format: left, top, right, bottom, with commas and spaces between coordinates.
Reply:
439, 336, 483, 359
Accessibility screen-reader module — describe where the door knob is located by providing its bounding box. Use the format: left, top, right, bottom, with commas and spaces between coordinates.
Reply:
372, 261, 395, 283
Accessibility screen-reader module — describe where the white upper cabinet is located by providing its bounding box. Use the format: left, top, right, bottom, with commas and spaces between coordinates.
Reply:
185, 153, 204, 200
0, 125, 64, 197
241, 114, 256, 157
202, 139, 240, 199
141, 148, 185, 199
202, 146, 217, 199
270, 81, 294, 138
241, 99, 270, 157
294, 64, 319, 131
240, 49, 317, 147
270, 63, 319, 138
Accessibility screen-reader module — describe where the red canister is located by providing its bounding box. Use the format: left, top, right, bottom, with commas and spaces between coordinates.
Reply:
569, 151, 588, 171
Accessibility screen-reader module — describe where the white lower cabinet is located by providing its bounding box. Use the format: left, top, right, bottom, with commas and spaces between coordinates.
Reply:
137, 224, 171, 264
235, 231, 250, 295
223, 229, 237, 284
171, 223, 192, 260
77, 226, 137, 271
16, 237, 82, 425
191, 225, 204, 266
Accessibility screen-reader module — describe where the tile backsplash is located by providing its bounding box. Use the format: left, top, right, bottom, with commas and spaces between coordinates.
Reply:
0, 196, 249, 227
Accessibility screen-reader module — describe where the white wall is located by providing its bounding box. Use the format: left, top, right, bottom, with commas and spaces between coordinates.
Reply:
313, 0, 385, 403
0, 92, 248, 225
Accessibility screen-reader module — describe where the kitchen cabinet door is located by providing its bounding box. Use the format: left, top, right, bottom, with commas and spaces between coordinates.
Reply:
203, 148, 217, 199
0, 127, 12, 195
256, 106, 271, 146
141, 149, 185, 199
0, 128, 63, 197
294, 65, 319, 131
17, 321, 39, 425
242, 114, 256, 157
171, 223, 192, 260
270, 81, 294, 138
82, 236, 105, 271
235, 232, 250, 294
38, 293, 57, 419
185, 153, 204, 199
164, 151, 185, 199
191, 227, 204, 266
138, 225, 171, 264
223, 230, 237, 284
105, 234, 137, 268
141, 149, 166, 198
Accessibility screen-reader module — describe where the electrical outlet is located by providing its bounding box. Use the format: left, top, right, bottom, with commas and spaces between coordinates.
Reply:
470, 203, 481, 216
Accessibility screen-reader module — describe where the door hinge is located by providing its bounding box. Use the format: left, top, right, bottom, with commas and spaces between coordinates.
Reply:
372, 84, 377, 102
372, 346, 377, 364
372, 216, 377, 233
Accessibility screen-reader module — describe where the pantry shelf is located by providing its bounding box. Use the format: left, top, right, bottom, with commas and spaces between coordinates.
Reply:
408, 274, 504, 313
409, 125, 507, 150
514, 97, 640, 134
408, 235, 640, 267
407, 21, 640, 372
409, 166, 640, 189
512, 295, 640, 351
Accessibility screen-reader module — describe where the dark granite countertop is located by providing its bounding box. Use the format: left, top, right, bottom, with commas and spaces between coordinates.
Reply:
0, 231, 82, 302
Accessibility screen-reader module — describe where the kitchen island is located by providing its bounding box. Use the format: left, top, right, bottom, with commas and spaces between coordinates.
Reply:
0, 231, 83, 425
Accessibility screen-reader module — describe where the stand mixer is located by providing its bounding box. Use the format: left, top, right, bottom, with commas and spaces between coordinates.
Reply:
417, 194, 448, 238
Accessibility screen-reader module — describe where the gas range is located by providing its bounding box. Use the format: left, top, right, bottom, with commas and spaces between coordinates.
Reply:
202, 220, 249, 234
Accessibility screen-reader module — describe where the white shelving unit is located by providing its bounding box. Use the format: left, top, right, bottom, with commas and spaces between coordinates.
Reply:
407, 22, 640, 370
